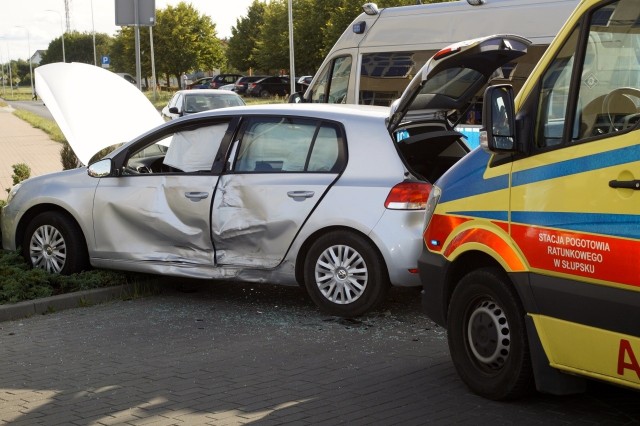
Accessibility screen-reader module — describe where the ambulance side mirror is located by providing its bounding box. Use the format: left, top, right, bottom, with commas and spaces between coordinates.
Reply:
480, 85, 517, 153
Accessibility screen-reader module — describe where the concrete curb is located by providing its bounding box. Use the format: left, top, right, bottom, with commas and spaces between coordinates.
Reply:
0, 284, 139, 322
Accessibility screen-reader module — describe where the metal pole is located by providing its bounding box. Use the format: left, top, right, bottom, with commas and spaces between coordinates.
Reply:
7, 45, 13, 97
16, 26, 34, 99
150, 25, 157, 99
134, 0, 142, 90
288, 0, 295, 95
1, 52, 5, 97
46, 10, 65, 62
91, 0, 97, 66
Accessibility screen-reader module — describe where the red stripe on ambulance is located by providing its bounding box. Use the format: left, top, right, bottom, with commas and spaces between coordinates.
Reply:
512, 224, 640, 288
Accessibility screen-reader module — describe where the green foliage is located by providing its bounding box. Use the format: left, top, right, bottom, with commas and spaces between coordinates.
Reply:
11, 163, 30, 185
0, 250, 136, 304
112, 2, 225, 85
60, 141, 79, 170
226, 0, 266, 72
40, 31, 113, 66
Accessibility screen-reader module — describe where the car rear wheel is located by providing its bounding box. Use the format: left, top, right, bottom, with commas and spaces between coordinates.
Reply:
22, 212, 89, 274
303, 231, 389, 317
447, 267, 533, 400
260, 89, 270, 98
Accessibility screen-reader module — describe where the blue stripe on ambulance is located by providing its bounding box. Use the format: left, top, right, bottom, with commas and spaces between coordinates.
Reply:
439, 144, 640, 203
512, 144, 640, 187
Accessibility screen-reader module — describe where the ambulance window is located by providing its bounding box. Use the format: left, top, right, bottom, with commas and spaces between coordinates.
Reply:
574, 0, 640, 140
359, 50, 433, 106
536, 0, 640, 149
534, 27, 579, 148
310, 55, 352, 104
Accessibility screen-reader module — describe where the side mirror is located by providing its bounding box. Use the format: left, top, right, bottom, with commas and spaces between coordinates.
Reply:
168, 106, 179, 114
288, 92, 303, 103
87, 158, 113, 178
481, 85, 517, 152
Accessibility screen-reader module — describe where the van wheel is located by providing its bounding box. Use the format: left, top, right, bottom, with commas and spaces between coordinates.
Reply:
303, 231, 389, 317
22, 212, 88, 274
447, 267, 533, 400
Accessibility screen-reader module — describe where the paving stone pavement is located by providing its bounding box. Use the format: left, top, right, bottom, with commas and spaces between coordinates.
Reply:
0, 104, 63, 198
1, 281, 639, 426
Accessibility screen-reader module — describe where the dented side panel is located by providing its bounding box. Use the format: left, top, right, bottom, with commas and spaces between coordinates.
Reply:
211, 173, 336, 268
92, 174, 217, 266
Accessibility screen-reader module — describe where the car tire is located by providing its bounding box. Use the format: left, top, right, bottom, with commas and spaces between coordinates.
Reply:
303, 230, 389, 317
22, 212, 89, 274
447, 267, 534, 400
260, 89, 270, 98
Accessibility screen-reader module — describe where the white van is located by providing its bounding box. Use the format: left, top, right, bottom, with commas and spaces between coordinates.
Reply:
300, 0, 579, 109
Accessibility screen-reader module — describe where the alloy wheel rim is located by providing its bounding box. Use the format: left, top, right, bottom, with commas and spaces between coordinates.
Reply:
315, 244, 368, 305
30, 225, 67, 273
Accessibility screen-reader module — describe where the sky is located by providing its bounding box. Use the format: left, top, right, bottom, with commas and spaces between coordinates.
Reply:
0, 0, 257, 62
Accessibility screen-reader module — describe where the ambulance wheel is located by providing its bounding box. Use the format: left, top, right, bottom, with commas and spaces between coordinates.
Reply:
447, 267, 533, 400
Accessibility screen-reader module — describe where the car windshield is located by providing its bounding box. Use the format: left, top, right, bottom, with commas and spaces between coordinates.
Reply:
184, 94, 245, 113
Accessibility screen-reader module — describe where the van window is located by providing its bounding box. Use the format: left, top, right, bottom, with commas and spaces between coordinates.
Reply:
535, 0, 640, 148
359, 51, 433, 106
310, 56, 352, 104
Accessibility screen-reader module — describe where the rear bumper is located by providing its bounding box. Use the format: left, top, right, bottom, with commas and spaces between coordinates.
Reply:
418, 247, 450, 327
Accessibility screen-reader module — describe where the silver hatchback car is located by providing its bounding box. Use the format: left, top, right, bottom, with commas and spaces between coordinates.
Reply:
1, 35, 528, 317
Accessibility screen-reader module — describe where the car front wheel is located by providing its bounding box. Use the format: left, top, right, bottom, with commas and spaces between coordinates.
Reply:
22, 212, 88, 274
447, 267, 534, 400
303, 231, 389, 317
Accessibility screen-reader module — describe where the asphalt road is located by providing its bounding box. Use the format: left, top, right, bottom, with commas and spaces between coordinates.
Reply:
1, 280, 638, 425
6, 100, 54, 121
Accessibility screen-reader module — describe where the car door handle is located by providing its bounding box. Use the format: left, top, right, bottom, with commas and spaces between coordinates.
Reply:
287, 191, 315, 200
609, 179, 640, 190
185, 192, 209, 201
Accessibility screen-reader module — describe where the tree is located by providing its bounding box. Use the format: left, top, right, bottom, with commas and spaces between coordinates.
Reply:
226, 0, 266, 72
252, 0, 290, 74
40, 31, 112, 66
154, 2, 225, 83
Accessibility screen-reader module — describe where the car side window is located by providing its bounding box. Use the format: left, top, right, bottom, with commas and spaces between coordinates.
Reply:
535, 0, 640, 149
124, 122, 229, 174
234, 117, 342, 173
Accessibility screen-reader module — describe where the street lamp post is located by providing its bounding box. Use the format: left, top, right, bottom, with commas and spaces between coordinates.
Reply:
46, 9, 66, 63
15, 26, 34, 99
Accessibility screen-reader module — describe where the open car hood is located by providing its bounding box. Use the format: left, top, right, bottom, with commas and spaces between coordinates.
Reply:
388, 34, 531, 133
35, 63, 164, 165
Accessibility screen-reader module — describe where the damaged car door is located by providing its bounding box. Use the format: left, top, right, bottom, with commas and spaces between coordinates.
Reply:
212, 116, 344, 267
91, 119, 233, 273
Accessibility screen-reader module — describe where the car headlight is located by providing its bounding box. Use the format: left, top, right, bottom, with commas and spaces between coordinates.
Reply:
6, 183, 22, 204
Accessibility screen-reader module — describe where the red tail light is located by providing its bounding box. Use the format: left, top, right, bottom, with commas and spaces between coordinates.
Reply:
384, 182, 432, 210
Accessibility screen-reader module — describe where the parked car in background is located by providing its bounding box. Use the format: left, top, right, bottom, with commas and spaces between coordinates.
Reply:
233, 75, 268, 94
187, 77, 214, 90
7, 38, 520, 316
115, 73, 147, 90
296, 75, 313, 92
247, 76, 290, 98
218, 83, 235, 91
210, 74, 243, 89
161, 89, 245, 120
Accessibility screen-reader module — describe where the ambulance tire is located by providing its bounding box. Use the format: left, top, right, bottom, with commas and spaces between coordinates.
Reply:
447, 267, 534, 400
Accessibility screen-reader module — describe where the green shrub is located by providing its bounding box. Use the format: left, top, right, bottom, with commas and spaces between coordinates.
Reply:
11, 163, 31, 185
0, 249, 144, 304
61, 141, 79, 170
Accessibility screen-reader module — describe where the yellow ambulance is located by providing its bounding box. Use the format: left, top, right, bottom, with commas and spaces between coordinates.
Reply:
418, 0, 640, 399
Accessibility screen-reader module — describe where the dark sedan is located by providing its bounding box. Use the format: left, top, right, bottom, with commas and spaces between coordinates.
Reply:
246, 76, 290, 98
